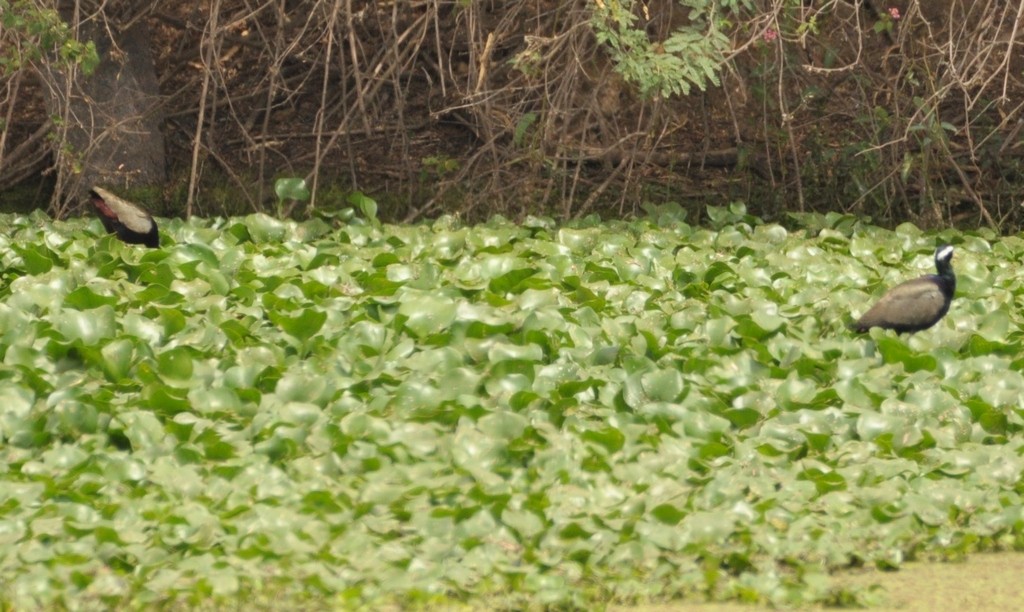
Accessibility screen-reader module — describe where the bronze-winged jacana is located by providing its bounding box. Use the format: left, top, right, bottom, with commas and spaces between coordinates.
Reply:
852, 244, 955, 333
90, 186, 159, 248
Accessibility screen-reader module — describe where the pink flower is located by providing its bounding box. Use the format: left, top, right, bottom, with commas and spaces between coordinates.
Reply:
888, 7, 900, 20
763, 28, 778, 42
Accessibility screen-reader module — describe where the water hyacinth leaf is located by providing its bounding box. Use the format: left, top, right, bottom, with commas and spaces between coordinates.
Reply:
488, 267, 538, 293
356, 270, 404, 296
978, 409, 1008, 435
641, 368, 685, 402
650, 503, 686, 525
12, 243, 58, 274
277, 402, 322, 426
833, 377, 879, 409
581, 426, 625, 454
274, 177, 311, 203
485, 370, 531, 397
856, 411, 903, 441
275, 371, 330, 404
777, 374, 817, 409
196, 261, 231, 295
798, 467, 847, 494
51, 399, 100, 435
975, 309, 1010, 340
157, 347, 194, 382
398, 293, 457, 337
723, 408, 760, 429
175, 243, 221, 268
966, 334, 1016, 357
438, 367, 482, 398
63, 286, 119, 310
487, 342, 543, 363
557, 228, 595, 251
478, 411, 528, 440
269, 308, 327, 343
875, 336, 937, 372
188, 387, 244, 415
348, 191, 378, 223
1, 211, 1023, 609
751, 309, 786, 333
705, 316, 736, 347
0, 385, 34, 417
54, 306, 116, 345
100, 337, 136, 380
244, 213, 289, 243
142, 383, 191, 415
502, 507, 545, 539
621, 372, 647, 409
703, 261, 735, 286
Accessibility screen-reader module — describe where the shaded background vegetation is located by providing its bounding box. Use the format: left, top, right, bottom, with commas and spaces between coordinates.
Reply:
1, 0, 1023, 228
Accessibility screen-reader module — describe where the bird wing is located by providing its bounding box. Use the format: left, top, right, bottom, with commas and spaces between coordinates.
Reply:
857, 278, 945, 328
90, 187, 154, 234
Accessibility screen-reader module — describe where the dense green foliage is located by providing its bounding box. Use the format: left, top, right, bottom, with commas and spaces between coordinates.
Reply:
0, 0, 98, 76
590, 0, 728, 97
0, 205, 1022, 608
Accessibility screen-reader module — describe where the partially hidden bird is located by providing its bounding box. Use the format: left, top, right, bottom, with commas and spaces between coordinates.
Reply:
851, 244, 955, 333
89, 186, 160, 248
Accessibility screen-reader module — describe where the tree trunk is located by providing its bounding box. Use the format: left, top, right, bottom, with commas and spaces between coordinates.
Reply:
39, 9, 165, 217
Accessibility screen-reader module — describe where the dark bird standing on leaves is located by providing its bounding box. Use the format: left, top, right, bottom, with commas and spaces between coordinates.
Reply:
852, 245, 956, 333
90, 186, 160, 248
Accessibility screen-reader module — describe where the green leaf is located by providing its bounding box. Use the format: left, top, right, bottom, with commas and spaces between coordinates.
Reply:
398, 292, 456, 337
488, 268, 538, 293
348, 191, 379, 223
54, 306, 116, 345
501, 508, 545, 539
188, 387, 244, 415
875, 336, 937, 372
274, 177, 311, 202
513, 112, 538, 146
650, 503, 686, 525
12, 243, 57, 273
64, 286, 118, 309
641, 368, 685, 402
723, 408, 760, 429
100, 338, 135, 380
269, 308, 327, 343
582, 426, 625, 453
